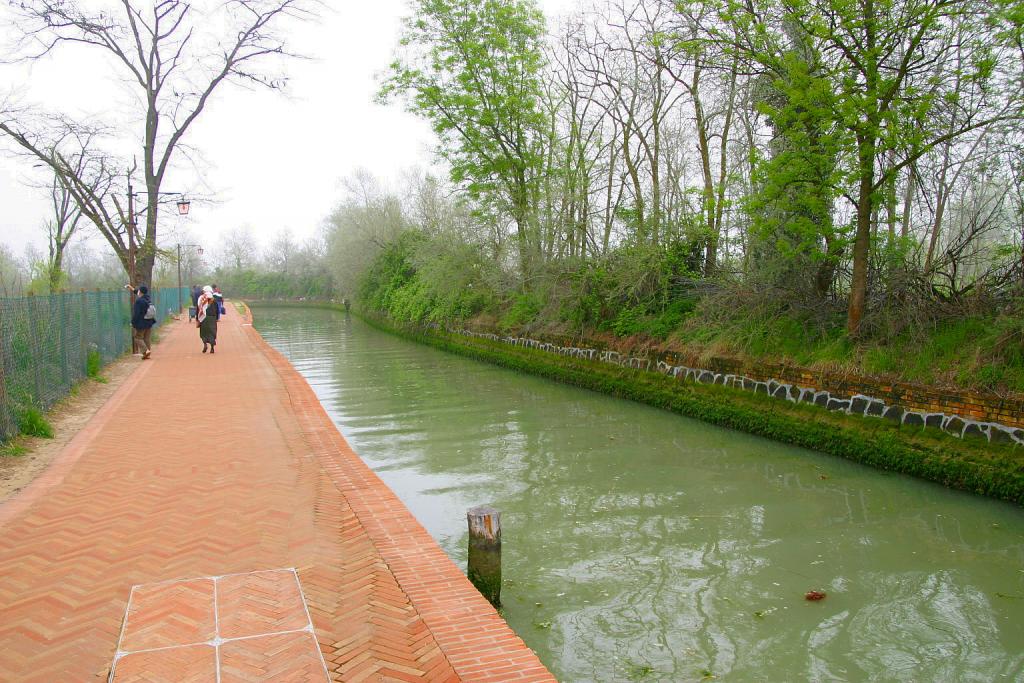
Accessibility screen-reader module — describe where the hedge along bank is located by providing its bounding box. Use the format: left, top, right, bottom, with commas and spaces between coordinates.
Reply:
335, 309, 1023, 505
248, 301, 1024, 441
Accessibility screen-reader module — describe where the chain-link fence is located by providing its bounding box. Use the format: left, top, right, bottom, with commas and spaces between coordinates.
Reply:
0, 286, 189, 442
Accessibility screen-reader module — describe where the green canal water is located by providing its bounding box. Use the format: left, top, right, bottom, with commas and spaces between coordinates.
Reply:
254, 306, 1024, 682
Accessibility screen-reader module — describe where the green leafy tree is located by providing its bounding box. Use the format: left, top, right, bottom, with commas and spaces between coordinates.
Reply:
746, 27, 848, 298
721, 0, 1023, 334
380, 0, 549, 275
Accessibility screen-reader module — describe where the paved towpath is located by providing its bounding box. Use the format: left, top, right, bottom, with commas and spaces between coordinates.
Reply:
0, 308, 554, 682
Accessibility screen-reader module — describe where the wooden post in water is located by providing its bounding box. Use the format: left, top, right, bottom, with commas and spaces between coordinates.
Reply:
467, 505, 501, 607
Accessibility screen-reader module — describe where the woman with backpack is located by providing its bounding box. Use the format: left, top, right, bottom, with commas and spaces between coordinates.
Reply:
131, 285, 157, 359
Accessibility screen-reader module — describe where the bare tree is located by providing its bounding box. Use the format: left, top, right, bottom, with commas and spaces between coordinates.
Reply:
44, 174, 84, 292
2, 0, 314, 286
265, 229, 297, 274
0, 117, 127, 273
660, 0, 740, 275
0, 244, 26, 297
223, 226, 259, 271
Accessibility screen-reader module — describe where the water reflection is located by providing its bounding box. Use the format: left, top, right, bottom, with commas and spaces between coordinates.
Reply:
257, 307, 1024, 682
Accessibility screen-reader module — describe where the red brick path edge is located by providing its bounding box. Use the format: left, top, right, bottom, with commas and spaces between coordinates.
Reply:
0, 308, 555, 682
240, 309, 556, 683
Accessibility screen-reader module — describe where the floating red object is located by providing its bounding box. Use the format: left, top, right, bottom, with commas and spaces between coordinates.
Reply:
805, 590, 827, 601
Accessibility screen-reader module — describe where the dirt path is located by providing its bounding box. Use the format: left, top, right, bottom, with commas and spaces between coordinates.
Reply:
0, 354, 141, 503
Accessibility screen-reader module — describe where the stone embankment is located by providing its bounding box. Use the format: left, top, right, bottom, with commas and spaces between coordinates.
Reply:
456, 329, 1024, 447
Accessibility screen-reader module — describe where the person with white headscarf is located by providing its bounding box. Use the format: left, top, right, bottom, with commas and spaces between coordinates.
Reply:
195, 285, 220, 353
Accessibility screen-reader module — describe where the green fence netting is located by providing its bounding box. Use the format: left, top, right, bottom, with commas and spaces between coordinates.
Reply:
0, 286, 189, 442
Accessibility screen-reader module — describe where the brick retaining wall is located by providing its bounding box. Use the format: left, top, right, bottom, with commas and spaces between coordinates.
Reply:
456, 327, 1024, 446
658, 352, 1024, 430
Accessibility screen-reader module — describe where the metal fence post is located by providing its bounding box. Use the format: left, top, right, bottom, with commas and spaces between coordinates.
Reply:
80, 289, 88, 375
29, 293, 45, 408
0, 300, 11, 440
58, 292, 70, 390
95, 288, 102, 360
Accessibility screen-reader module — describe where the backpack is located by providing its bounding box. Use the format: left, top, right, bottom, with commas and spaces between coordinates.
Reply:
144, 303, 157, 320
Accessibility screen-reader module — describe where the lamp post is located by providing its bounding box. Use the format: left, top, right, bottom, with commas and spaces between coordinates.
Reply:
125, 178, 192, 289
125, 180, 193, 351
176, 243, 204, 314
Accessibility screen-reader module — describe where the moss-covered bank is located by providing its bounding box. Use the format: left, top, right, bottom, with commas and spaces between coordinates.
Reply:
248, 301, 1024, 505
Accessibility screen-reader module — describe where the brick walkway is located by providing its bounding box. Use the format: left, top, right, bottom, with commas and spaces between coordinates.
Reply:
0, 310, 554, 682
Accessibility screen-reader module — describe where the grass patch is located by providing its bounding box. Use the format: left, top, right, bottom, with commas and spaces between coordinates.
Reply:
15, 406, 54, 439
86, 349, 103, 379
674, 312, 1024, 393
0, 440, 28, 457
359, 312, 1024, 505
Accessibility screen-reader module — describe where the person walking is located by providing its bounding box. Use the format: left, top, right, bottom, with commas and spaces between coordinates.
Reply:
196, 285, 220, 354
190, 284, 202, 321
131, 285, 156, 360
212, 284, 226, 316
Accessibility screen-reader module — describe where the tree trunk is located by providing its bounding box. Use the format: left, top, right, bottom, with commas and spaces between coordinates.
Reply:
692, 61, 717, 276
511, 172, 533, 281
622, 123, 645, 242
48, 247, 64, 292
886, 150, 897, 243
710, 64, 738, 278
602, 122, 619, 254
847, 137, 876, 336
924, 141, 953, 273
650, 106, 661, 247
900, 163, 915, 239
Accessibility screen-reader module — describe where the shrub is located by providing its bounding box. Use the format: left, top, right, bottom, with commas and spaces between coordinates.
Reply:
0, 442, 28, 457
606, 305, 644, 336
15, 406, 54, 439
501, 292, 545, 330
86, 349, 102, 379
645, 298, 697, 339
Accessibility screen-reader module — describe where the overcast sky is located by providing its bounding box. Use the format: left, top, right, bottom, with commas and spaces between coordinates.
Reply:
0, 0, 578, 260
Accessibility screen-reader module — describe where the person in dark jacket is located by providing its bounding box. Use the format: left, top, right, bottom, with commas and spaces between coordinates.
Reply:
189, 284, 203, 321
131, 285, 156, 360
212, 284, 226, 316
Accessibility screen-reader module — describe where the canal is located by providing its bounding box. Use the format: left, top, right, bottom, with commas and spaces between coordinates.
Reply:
254, 306, 1024, 682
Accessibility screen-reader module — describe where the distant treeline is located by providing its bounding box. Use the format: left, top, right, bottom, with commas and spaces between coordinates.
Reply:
209, 267, 333, 301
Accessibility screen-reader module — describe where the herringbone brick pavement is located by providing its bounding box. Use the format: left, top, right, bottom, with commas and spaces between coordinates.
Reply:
120, 578, 216, 651
111, 569, 329, 682
0, 309, 555, 682
112, 643, 216, 682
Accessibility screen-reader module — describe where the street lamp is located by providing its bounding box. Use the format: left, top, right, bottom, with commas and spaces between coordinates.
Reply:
126, 176, 193, 288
